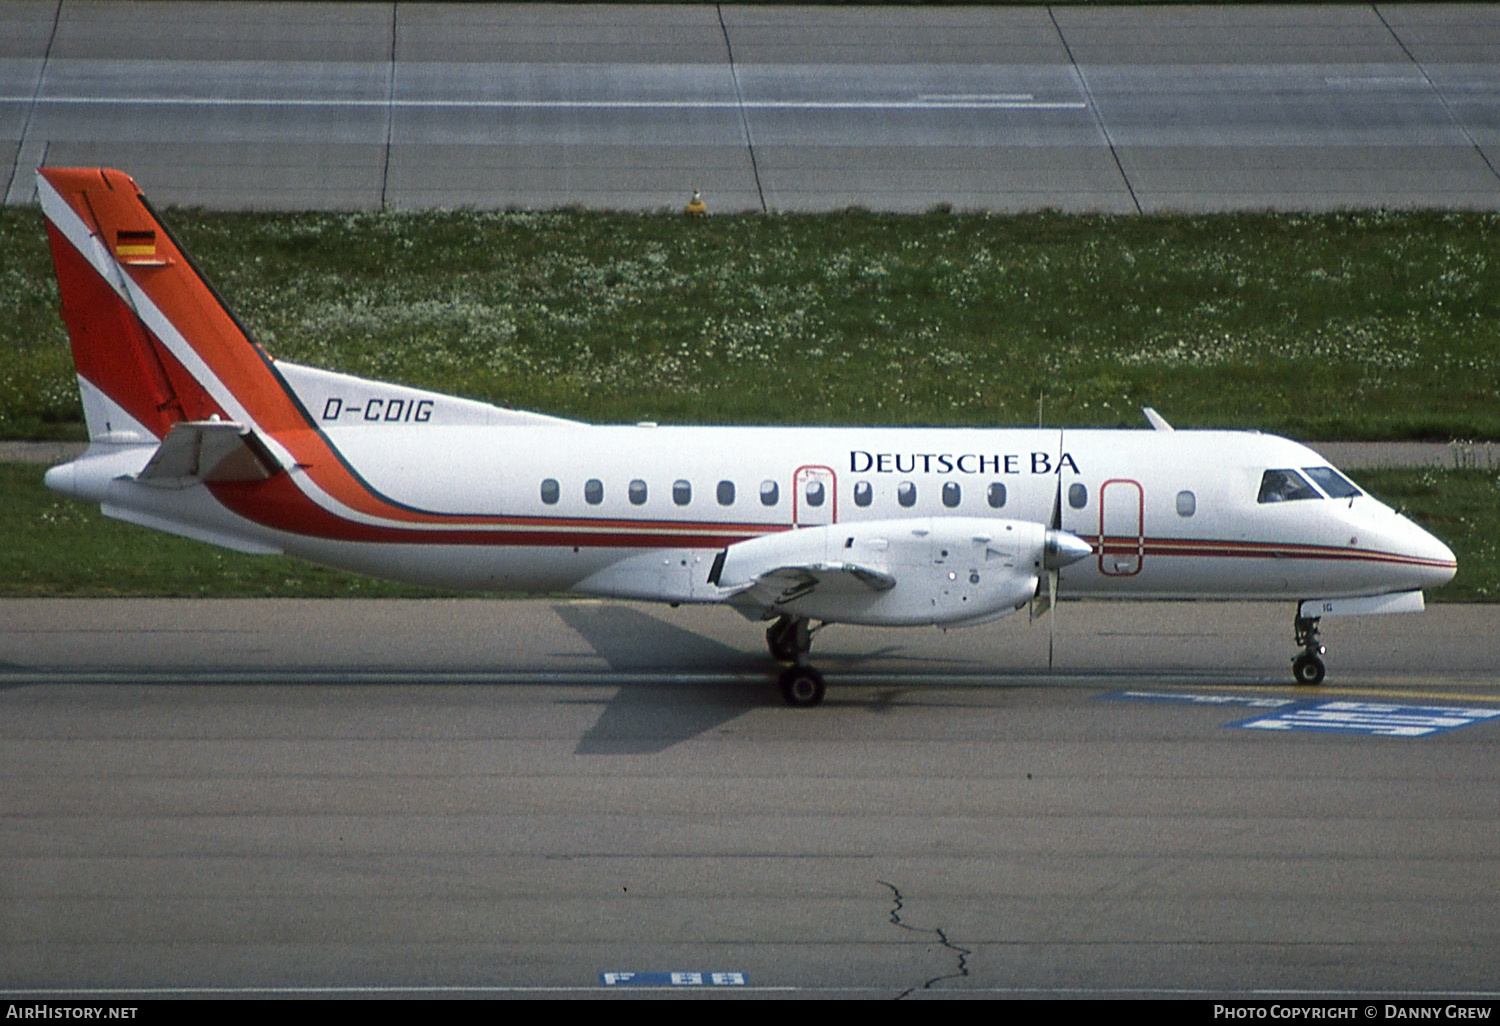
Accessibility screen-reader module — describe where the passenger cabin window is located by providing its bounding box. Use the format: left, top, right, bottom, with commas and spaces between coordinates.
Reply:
1176, 490, 1196, 517
805, 480, 825, 507
1303, 466, 1362, 499
540, 478, 560, 505
1258, 469, 1319, 503
628, 479, 647, 505
1068, 483, 1087, 509
760, 480, 779, 506
717, 480, 735, 506
584, 479, 604, 505
898, 481, 917, 508
673, 480, 691, 506
987, 482, 1006, 509
942, 481, 961, 508
854, 481, 873, 507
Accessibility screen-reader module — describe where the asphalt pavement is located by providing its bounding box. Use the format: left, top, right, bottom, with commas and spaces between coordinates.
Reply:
2, 3, 1497, 211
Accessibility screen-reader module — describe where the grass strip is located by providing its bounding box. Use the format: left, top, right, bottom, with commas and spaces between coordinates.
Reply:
2, 206, 1498, 441
1, 463, 452, 598
4, 462, 1492, 601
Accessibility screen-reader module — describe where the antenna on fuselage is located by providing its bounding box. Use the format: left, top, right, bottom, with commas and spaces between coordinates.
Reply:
1143, 407, 1173, 431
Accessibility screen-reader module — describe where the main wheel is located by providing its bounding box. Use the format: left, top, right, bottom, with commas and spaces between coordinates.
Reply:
1292, 653, 1326, 686
778, 666, 826, 708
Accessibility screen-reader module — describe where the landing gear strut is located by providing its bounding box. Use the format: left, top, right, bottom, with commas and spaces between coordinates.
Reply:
766, 615, 799, 663
767, 615, 825, 708
1292, 614, 1326, 686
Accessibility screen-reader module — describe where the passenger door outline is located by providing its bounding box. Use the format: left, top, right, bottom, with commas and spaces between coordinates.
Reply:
793, 465, 837, 527
1099, 478, 1144, 576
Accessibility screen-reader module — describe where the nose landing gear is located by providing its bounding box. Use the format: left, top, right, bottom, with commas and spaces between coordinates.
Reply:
1292, 613, 1326, 686
767, 615, 826, 707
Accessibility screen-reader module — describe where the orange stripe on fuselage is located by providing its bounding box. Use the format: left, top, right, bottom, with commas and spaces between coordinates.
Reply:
206, 474, 771, 549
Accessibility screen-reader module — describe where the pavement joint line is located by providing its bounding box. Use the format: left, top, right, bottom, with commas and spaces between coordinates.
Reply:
378, 3, 397, 212
2, 0, 60, 207
1374, 3, 1500, 188
1048, 6, 1140, 215
2, 96, 1089, 111
718, 3, 765, 213
3, 670, 1495, 697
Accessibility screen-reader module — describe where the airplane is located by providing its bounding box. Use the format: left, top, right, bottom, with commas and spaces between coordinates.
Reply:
36, 167, 1458, 707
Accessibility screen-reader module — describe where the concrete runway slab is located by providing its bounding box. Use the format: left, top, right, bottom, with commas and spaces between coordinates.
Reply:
0, 0, 57, 60
719, 4, 1072, 66
1380, 3, 1500, 65
1049, 4, 1410, 65
3, 3, 1498, 212
47, 0, 394, 63
397, 3, 729, 65
1, 598, 1497, 996
3, 597, 1499, 681
387, 142, 760, 212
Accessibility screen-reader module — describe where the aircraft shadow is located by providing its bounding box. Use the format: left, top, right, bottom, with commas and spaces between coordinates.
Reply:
552, 603, 763, 673
554, 603, 769, 753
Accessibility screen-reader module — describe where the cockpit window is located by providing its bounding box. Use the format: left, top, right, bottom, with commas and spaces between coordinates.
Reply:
1303, 466, 1362, 500
1257, 469, 1320, 503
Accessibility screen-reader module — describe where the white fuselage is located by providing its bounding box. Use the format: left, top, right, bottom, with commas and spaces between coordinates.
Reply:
53, 401, 1457, 618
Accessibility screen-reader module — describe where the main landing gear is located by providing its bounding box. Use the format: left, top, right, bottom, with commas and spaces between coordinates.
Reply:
767, 614, 825, 708
1292, 613, 1327, 686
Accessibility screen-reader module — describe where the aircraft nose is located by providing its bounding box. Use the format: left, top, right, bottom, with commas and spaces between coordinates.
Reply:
1399, 516, 1457, 590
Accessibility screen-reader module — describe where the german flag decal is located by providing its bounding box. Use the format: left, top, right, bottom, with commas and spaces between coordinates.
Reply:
114, 228, 158, 262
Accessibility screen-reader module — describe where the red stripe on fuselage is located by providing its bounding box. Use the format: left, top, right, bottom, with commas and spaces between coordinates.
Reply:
1089, 534, 1454, 570
207, 474, 772, 549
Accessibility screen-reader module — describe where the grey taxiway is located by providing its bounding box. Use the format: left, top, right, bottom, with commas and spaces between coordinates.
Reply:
1, 2, 1498, 212
2, 598, 1497, 997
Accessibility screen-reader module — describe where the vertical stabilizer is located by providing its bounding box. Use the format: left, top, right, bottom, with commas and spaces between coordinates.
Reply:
37, 167, 296, 443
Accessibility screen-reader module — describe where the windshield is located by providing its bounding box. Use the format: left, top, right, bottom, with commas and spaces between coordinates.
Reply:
1257, 469, 1320, 503
1303, 466, 1363, 499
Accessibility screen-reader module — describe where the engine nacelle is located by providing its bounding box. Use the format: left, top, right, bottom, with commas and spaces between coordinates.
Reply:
717, 517, 1065, 627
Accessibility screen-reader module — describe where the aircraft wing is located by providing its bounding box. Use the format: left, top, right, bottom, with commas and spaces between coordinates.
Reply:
714, 517, 1083, 626
136, 420, 282, 487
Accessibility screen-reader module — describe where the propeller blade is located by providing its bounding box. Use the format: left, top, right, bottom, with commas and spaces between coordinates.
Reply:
1047, 567, 1058, 670
1047, 427, 1069, 671
1030, 575, 1050, 621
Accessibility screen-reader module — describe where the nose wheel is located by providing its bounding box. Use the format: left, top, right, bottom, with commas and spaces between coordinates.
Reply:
1292, 614, 1326, 686
767, 615, 826, 707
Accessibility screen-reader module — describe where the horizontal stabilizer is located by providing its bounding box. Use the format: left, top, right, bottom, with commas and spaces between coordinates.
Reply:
101, 503, 283, 556
137, 420, 282, 487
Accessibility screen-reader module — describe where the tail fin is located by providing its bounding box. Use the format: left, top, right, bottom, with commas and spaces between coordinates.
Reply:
38, 167, 298, 443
